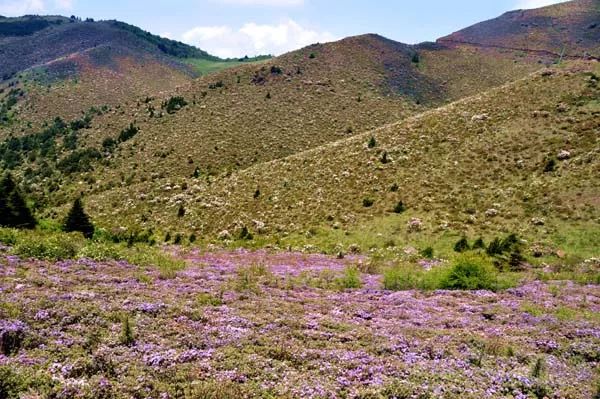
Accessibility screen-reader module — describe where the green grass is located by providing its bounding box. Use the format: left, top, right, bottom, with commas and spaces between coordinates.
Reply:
185, 58, 268, 75
0, 227, 186, 279
382, 254, 522, 292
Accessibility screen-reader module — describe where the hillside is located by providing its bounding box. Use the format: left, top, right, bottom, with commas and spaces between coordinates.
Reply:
85, 62, 600, 252
6, 31, 550, 207
439, 0, 600, 58
0, 16, 265, 128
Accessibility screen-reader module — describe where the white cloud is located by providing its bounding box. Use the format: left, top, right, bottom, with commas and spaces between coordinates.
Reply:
0, 0, 45, 16
0, 0, 74, 16
514, 0, 569, 9
54, 0, 74, 10
211, 0, 303, 6
182, 19, 335, 58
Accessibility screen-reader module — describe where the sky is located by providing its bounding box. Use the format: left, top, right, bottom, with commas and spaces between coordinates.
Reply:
0, 0, 571, 58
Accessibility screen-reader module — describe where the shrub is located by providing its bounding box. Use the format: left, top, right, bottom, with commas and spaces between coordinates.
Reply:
102, 137, 117, 150
383, 264, 431, 291
196, 292, 222, 307
363, 198, 374, 208
232, 264, 271, 293
380, 151, 389, 164
57, 148, 102, 174
14, 233, 83, 260
78, 242, 123, 261
0, 366, 24, 399
454, 237, 470, 253
472, 237, 485, 249
177, 205, 185, 218
162, 96, 188, 113
393, 201, 405, 214
0, 228, 17, 245
486, 238, 503, 256
420, 246, 434, 259
63, 198, 94, 239
121, 246, 185, 279
531, 357, 546, 378
119, 315, 134, 346
508, 249, 526, 271
335, 266, 362, 290
441, 255, 497, 291
368, 136, 376, 148
238, 226, 253, 240
173, 233, 182, 245
0, 319, 27, 356
117, 123, 139, 143
543, 158, 556, 173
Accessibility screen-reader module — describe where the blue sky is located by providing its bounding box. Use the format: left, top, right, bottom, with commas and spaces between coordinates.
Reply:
0, 0, 569, 57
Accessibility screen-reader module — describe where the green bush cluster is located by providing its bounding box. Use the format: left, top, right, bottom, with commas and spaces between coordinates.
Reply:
13, 232, 84, 261
335, 266, 362, 290
383, 254, 515, 292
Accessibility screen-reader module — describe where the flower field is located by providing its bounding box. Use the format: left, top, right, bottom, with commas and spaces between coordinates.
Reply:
1, 247, 598, 398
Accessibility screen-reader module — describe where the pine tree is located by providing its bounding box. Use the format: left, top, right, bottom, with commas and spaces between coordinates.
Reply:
63, 197, 94, 238
0, 173, 36, 229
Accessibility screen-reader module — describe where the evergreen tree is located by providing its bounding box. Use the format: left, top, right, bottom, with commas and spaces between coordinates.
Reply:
0, 173, 36, 229
63, 197, 94, 238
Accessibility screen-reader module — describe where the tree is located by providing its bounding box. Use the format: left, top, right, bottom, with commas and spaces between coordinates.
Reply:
0, 173, 36, 229
63, 197, 94, 238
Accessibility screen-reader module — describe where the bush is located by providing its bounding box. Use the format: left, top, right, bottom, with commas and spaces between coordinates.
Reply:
454, 237, 470, 253
0, 319, 27, 356
117, 123, 139, 143
368, 136, 376, 148
0, 228, 17, 245
238, 226, 253, 240
472, 237, 485, 249
441, 255, 497, 291
119, 315, 134, 346
380, 151, 389, 164
0, 366, 24, 399
162, 96, 188, 113
78, 242, 123, 261
383, 264, 443, 291
335, 266, 362, 290
420, 246, 434, 259
14, 233, 83, 260
57, 148, 102, 174
543, 158, 556, 173
393, 201, 405, 214
363, 198, 374, 208
121, 246, 185, 279
486, 237, 503, 256
196, 292, 222, 307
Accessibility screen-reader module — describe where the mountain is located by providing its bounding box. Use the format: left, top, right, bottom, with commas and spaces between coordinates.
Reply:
438, 0, 600, 58
0, 15, 266, 128
86, 61, 600, 247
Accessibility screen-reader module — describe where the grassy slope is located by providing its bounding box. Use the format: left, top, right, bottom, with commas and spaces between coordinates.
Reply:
185, 57, 270, 76
439, 0, 600, 58
32, 34, 551, 203
86, 62, 600, 257
0, 16, 233, 134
